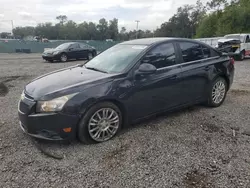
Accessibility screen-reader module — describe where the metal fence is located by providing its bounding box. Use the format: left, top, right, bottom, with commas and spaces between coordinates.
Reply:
0, 37, 223, 53
0, 39, 120, 53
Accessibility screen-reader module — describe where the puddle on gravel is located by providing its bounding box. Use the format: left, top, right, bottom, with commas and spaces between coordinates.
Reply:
230, 89, 250, 96
184, 169, 212, 188
201, 122, 220, 133
0, 75, 32, 97
0, 83, 8, 96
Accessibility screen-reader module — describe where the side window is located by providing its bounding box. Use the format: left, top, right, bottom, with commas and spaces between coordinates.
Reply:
246, 35, 250, 43
202, 45, 211, 58
70, 43, 80, 49
80, 43, 87, 49
179, 42, 203, 62
143, 43, 176, 69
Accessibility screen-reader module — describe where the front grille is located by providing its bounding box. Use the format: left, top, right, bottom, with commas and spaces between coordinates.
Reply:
19, 101, 30, 114
24, 93, 34, 101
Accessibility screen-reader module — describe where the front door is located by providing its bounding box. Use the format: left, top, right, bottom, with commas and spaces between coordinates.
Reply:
126, 42, 183, 120
68, 43, 81, 59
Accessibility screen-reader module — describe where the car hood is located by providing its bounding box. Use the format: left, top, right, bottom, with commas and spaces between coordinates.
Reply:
25, 65, 114, 100
218, 38, 241, 44
43, 49, 61, 54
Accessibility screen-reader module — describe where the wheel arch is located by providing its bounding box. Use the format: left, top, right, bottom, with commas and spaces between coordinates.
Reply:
212, 74, 230, 91
79, 98, 128, 128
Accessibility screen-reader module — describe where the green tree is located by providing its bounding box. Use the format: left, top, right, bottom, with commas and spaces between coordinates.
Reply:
56, 15, 68, 25
97, 18, 109, 40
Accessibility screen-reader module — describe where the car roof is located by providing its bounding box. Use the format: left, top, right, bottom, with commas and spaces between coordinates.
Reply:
120, 37, 206, 46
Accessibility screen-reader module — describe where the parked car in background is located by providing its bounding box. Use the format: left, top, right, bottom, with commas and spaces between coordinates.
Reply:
215, 34, 250, 60
19, 38, 234, 144
42, 42, 97, 62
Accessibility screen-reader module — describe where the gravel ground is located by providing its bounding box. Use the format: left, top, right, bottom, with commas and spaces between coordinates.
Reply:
0, 55, 250, 188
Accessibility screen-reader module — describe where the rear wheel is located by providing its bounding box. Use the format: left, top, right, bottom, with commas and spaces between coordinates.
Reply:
87, 52, 93, 60
238, 51, 245, 61
78, 102, 122, 144
206, 77, 227, 107
60, 53, 68, 62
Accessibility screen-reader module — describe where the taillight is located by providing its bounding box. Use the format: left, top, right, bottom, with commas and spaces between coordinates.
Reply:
230, 57, 235, 65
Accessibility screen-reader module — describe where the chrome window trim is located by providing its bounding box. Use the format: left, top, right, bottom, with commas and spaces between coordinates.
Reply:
156, 56, 220, 71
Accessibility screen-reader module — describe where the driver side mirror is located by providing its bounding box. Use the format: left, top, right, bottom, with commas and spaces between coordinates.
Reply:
135, 63, 157, 77
69, 48, 74, 51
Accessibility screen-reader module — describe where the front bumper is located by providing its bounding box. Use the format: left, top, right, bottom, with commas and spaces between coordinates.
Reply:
18, 98, 79, 140
42, 53, 61, 61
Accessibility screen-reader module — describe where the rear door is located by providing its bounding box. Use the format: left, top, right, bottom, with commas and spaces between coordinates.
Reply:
79, 43, 89, 58
176, 41, 219, 104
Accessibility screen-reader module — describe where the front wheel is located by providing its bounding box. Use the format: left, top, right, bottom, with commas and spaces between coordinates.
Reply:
60, 53, 68, 62
78, 102, 122, 144
206, 77, 227, 107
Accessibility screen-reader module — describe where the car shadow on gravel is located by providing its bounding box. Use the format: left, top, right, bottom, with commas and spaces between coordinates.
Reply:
120, 105, 203, 134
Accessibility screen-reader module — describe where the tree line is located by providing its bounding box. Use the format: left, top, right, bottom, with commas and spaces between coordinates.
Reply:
0, 0, 249, 40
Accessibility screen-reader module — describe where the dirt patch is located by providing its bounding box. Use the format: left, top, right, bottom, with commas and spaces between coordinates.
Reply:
201, 122, 220, 133
0, 83, 8, 96
230, 89, 250, 96
0, 75, 32, 83
101, 142, 130, 169
184, 169, 212, 188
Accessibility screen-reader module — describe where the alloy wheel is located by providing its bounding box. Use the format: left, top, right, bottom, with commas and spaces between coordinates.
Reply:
88, 108, 120, 142
61, 54, 67, 62
212, 80, 226, 104
88, 53, 93, 60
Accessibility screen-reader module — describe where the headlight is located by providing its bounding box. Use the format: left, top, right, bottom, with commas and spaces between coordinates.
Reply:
36, 93, 77, 112
53, 51, 60, 55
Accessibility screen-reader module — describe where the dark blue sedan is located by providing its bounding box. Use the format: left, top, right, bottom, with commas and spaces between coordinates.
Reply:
18, 38, 235, 144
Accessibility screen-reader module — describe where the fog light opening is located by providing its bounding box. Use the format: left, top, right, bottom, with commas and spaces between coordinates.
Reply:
63, 127, 72, 133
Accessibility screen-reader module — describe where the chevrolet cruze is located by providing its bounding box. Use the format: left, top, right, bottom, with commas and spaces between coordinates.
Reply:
18, 38, 234, 144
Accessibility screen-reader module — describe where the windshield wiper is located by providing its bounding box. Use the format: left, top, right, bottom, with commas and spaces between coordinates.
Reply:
85, 66, 108, 73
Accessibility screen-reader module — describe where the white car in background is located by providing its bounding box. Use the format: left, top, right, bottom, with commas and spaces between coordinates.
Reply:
216, 34, 250, 60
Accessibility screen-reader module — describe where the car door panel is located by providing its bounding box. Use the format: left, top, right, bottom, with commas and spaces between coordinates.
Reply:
68, 43, 81, 59
122, 42, 183, 120
177, 42, 216, 104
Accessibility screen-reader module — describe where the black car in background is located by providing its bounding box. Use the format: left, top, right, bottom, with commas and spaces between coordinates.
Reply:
42, 42, 97, 62
19, 38, 234, 144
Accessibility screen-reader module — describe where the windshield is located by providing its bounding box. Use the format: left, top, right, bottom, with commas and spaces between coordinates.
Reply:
225, 35, 244, 42
85, 44, 148, 73
55, 43, 71, 50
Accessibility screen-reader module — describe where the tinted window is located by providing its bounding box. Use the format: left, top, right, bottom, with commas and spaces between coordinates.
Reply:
70, 43, 80, 49
80, 43, 87, 48
143, 43, 176, 69
202, 45, 211, 58
246, 35, 250, 43
179, 42, 203, 62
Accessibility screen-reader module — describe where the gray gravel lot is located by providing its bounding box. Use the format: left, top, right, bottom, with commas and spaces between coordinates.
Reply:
0, 54, 250, 188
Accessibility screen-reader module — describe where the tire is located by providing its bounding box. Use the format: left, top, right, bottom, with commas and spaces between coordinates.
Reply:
78, 102, 122, 144
60, 53, 68, 62
239, 51, 245, 61
48, 60, 53, 63
87, 52, 93, 60
206, 77, 227, 107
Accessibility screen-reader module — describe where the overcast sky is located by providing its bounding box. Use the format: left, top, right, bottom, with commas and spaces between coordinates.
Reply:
0, 0, 208, 32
